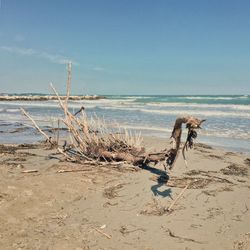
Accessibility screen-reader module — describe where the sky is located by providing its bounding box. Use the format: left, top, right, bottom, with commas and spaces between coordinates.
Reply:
0, 0, 250, 95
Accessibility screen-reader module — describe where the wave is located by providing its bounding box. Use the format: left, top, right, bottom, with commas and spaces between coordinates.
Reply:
97, 106, 250, 118
1, 99, 250, 120
0, 108, 21, 113
0, 97, 137, 109
139, 108, 250, 118
2, 100, 250, 112
110, 122, 250, 140
6, 108, 20, 113
117, 124, 173, 133
0, 101, 96, 110
177, 96, 249, 100
239, 95, 249, 99
146, 102, 250, 110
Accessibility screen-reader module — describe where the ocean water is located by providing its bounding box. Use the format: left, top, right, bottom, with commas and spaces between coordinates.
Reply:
0, 95, 249, 152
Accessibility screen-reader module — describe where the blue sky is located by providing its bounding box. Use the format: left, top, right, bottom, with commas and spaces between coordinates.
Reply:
0, 0, 250, 95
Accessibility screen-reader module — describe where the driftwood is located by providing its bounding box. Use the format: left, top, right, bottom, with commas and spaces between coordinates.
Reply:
20, 63, 205, 170
57, 169, 90, 173
93, 227, 112, 239
21, 169, 38, 173
167, 183, 190, 211
168, 116, 205, 169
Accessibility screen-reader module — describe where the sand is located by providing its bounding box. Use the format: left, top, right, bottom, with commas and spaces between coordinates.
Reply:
0, 137, 250, 250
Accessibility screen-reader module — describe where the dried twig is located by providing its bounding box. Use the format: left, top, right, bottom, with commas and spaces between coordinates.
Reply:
167, 183, 190, 211
65, 62, 72, 110
57, 169, 90, 173
21, 169, 38, 173
74, 106, 85, 116
93, 227, 112, 239
20, 108, 51, 143
165, 228, 204, 244
56, 119, 60, 145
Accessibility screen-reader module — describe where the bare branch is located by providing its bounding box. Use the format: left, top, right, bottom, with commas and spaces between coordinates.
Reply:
20, 108, 51, 143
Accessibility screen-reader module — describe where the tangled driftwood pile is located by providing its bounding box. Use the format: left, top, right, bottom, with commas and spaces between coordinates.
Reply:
21, 63, 205, 170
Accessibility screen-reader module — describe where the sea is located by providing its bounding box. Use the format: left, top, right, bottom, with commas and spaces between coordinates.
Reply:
0, 95, 249, 153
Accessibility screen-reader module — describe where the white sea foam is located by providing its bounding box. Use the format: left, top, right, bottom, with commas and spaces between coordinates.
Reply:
139, 108, 250, 118
0, 101, 96, 110
123, 96, 152, 99
1, 100, 250, 113
1, 99, 250, 120
98, 106, 139, 111
113, 123, 250, 140
6, 108, 20, 113
96, 106, 250, 118
117, 124, 173, 133
146, 102, 250, 111
0, 101, 60, 108
179, 96, 243, 100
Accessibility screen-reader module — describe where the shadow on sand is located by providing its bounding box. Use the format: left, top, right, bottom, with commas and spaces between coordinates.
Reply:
140, 164, 173, 199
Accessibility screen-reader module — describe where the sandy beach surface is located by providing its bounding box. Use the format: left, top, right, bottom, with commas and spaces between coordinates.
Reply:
0, 137, 250, 250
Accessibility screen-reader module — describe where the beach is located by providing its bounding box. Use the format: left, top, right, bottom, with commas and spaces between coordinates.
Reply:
2, 1, 250, 249
0, 136, 250, 250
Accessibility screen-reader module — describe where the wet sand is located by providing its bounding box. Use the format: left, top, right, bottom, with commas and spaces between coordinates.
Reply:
0, 137, 250, 250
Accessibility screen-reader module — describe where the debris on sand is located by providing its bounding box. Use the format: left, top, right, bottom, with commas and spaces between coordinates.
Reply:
233, 233, 250, 250
0, 144, 39, 155
93, 227, 112, 239
195, 143, 213, 150
21, 169, 39, 173
2, 157, 27, 163
225, 151, 239, 156
164, 227, 205, 244
202, 186, 233, 197
140, 198, 168, 216
119, 225, 146, 235
206, 207, 224, 219
103, 183, 125, 199
150, 174, 231, 189
207, 154, 224, 160
103, 201, 118, 208
168, 177, 213, 189
221, 164, 248, 177
185, 169, 217, 176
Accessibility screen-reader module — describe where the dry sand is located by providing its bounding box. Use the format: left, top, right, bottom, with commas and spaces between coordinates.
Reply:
0, 137, 250, 250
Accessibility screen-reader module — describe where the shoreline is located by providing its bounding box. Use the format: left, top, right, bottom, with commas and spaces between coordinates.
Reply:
0, 125, 249, 155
